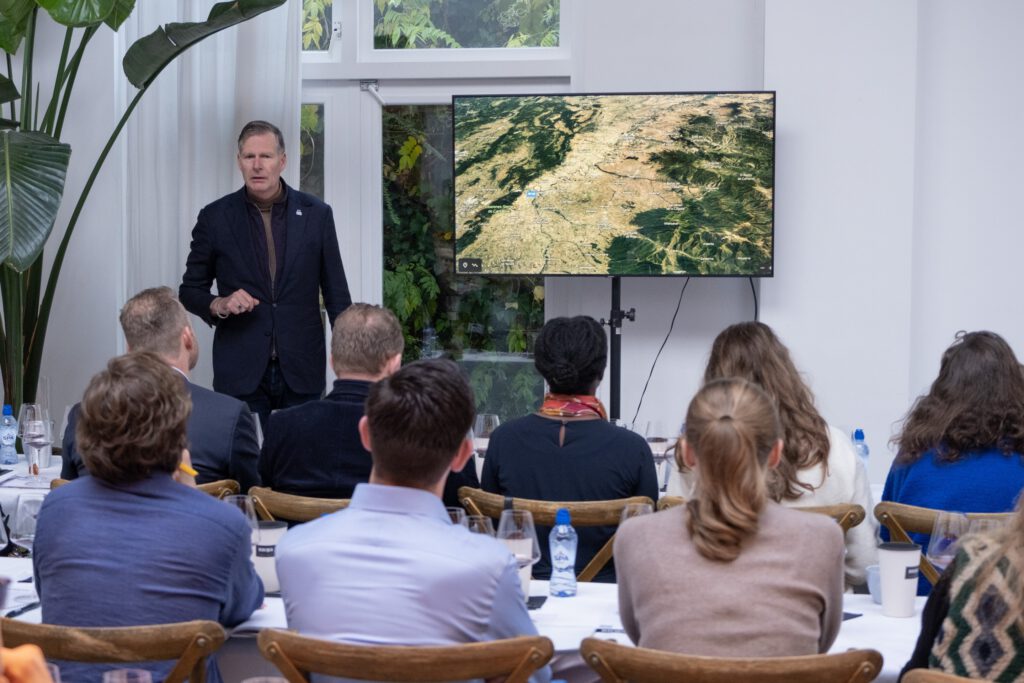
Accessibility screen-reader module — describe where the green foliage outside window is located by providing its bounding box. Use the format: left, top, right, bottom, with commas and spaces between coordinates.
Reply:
373, 0, 559, 49
382, 105, 546, 420
303, 0, 333, 51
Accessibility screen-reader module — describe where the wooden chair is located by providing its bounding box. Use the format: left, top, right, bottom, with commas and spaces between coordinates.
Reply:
874, 501, 1012, 586
902, 670, 983, 682
0, 618, 225, 683
458, 487, 655, 582
249, 486, 349, 523
258, 629, 553, 683
195, 479, 239, 499
657, 496, 866, 533
49, 478, 68, 491
580, 638, 882, 683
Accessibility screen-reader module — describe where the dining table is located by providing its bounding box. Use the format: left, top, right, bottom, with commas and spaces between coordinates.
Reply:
0, 557, 929, 683
0, 457, 62, 519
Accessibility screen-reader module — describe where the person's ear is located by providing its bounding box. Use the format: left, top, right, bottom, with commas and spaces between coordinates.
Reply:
767, 439, 784, 468
449, 436, 474, 473
676, 438, 698, 470
358, 416, 372, 452
384, 354, 402, 377
182, 325, 196, 351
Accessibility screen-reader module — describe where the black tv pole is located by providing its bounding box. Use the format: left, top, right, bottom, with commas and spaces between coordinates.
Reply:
602, 276, 635, 421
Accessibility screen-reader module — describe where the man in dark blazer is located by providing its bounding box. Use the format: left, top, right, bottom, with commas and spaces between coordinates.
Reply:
259, 304, 479, 507
62, 287, 261, 491
179, 120, 351, 426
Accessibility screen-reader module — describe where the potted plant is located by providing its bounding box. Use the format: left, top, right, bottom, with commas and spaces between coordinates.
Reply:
0, 0, 286, 411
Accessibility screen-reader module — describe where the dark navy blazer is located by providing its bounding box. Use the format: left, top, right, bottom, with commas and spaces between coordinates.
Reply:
62, 376, 261, 492
179, 183, 351, 396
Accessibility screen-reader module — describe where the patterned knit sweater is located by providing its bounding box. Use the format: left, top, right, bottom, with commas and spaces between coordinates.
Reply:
930, 534, 1024, 680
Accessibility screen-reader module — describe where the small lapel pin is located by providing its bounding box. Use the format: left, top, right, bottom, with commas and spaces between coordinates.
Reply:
296, 209, 303, 216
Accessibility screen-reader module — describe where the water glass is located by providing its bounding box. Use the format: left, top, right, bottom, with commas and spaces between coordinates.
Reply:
447, 507, 468, 527
467, 515, 495, 536
926, 511, 969, 572
224, 495, 260, 532
11, 493, 44, 554
967, 516, 1009, 536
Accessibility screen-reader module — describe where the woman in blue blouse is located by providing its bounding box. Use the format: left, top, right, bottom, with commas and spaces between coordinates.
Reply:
883, 330, 1024, 594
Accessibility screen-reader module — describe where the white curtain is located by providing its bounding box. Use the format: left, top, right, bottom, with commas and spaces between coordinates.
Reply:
122, 0, 300, 387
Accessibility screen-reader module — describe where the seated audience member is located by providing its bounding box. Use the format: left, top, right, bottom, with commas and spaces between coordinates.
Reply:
616, 378, 844, 656
481, 315, 658, 583
62, 286, 260, 491
35, 353, 263, 683
259, 303, 479, 506
901, 494, 1024, 680
671, 321, 877, 587
276, 360, 550, 683
883, 330, 1024, 594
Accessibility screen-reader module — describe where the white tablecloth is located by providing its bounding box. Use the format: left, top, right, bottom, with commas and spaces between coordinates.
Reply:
0, 458, 62, 516
0, 560, 926, 683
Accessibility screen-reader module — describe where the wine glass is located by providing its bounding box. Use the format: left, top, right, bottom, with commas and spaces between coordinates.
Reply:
251, 412, 264, 449
620, 502, 653, 525
446, 507, 468, 527
967, 516, 1008, 537
18, 404, 51, 479
224, 494, 260, 552
474, 414, 501, 439
10, 493, 45, 554
926, 511, 970, 573
496, 509, 541, 598
467, 515, 495, 536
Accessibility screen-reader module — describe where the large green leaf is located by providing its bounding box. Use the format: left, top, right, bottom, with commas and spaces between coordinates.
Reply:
0, 73, 18, 104
102, 0, 133, 30
0, 0, 33, 54
0, 131, 71, 271
36, 0, 113, 27
123, 0, 286, 89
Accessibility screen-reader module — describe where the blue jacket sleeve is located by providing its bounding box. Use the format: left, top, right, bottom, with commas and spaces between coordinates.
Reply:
230, 406, 261, 493
319, 207, 351, 325
487, 554, 552, 683
220, 522, 264, 628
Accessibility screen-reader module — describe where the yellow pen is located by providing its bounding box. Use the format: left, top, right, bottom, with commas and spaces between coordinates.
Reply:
178, 462, 198, 477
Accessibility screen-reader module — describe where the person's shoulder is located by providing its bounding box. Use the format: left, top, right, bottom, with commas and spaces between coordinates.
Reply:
201, 187, 246, 213
286, 185, 329, 211
188, 381, 246, 411
765, 502, 844, 548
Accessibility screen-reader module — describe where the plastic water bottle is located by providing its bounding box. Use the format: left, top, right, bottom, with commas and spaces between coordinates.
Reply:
0, 405, 18, 465
852, 428, 869, 469
549, 508, 578, 597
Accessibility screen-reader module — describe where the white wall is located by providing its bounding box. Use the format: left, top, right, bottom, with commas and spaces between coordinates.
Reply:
34, 1, 1024, 484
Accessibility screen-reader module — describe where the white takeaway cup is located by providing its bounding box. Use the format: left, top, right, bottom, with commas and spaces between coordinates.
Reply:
877, 542, 921, 617
254, 521, 288, 593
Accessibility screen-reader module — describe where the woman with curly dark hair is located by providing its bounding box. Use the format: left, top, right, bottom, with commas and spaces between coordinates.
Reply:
883, 330, 1024, 593
671, 321, 877, 587
481, 315, 659, 583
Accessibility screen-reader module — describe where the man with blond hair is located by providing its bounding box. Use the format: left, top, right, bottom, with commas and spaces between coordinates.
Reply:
62, 287, 260, 490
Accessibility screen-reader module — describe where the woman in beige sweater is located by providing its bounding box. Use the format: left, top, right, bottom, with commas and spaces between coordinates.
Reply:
615, 378, 845, 657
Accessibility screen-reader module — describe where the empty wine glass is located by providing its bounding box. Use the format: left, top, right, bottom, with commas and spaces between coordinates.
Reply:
967, 516, 1009, 537
620, 502, 654, 524
926, 511, 970, 572
474, 413, 501, 439
10, 494, 45, 554
18, 404, 51, 479
224, 494, 260, 554
467, 515, 495, 536
446, 507, 468, 527
251, 412, 264, 449
496, 509, 541, 598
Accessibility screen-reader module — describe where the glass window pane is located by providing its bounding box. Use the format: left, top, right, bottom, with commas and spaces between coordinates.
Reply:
302, 0, 333, 51
374, 0, 559, 49
382, 105, 546, 421
299, 103, 325, 199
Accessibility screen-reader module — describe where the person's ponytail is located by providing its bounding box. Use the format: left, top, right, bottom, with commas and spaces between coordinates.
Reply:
685, 378, 781, 562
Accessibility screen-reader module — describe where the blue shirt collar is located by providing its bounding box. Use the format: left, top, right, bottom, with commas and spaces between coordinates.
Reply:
349, 482, 449, 522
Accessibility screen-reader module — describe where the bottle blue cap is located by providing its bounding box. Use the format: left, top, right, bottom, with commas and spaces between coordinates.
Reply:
853, 428, 865, 441
1, 405, 11, 416
555, 508, 571, 525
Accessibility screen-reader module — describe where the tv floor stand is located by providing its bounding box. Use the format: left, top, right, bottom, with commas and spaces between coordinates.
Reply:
600, 276, 635, 421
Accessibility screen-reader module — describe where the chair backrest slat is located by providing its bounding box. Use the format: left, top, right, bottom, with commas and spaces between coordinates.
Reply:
0, 618, 225, 683
581, 638, 882, 683
196, 479, 240, 499
258, 629, 553, 683
249, 486, 349, 523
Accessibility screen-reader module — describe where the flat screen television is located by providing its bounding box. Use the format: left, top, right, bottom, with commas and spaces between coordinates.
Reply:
453, 92, 775, 277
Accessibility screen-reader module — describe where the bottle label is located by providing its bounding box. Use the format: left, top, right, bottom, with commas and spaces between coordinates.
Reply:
551, 544, 574, 570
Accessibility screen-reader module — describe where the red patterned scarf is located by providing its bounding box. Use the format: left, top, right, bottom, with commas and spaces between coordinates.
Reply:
538, 393, 608, 420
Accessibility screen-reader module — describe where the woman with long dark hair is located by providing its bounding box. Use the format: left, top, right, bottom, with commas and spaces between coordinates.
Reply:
616, 378, 844, 656
671, 321, 877, 587
883, 330, 1024, 592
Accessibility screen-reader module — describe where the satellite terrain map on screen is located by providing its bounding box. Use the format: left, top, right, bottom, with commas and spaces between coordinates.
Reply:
454, 92, 774, 276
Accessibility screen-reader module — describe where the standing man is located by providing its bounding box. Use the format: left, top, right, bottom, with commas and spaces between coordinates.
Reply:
180, 120, 351, 425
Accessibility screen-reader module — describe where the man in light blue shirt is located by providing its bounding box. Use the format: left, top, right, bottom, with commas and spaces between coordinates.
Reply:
276, 359, 550, 683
